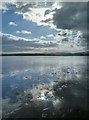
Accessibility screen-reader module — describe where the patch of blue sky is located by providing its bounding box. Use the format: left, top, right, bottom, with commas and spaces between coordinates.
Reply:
2, 9, 21, 34
72, 36, 77, 39
2, 9, 58, 41
72, 33, 77, 36
66, 32, 77, 36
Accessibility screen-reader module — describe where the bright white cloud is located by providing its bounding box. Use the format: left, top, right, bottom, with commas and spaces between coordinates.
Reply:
1, 32, 30, 41
47, 34, 54, 37
13, 2, 61, 30
53, 34, 65, 42
21, 8, 52, 26
21, 30, 31, 34
52, 2, 62, 10
16, 30, 31, 34
40, 36, 46, 39
16, 31, 20, 33
8, 22, 17, 26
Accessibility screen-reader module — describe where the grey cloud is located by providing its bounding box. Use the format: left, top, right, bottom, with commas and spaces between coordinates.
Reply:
44, 9, 51, 16
2, 34, 58, 52
41, 18, 52, 23
58, 33, 67, 36
3, 2, 36, 13
53, 2, 87, 32
15, 2, 34, 13
14, 2, 54, 13
62, 38, 69, 42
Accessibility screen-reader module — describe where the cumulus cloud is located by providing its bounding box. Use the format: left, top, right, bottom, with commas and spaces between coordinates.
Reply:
2, 2, 62, 30
16, 30, 31, 34
16, 31, 20, 33
47, 34, 54, 37
8, 22, 18, 26
40, 36, 46, 39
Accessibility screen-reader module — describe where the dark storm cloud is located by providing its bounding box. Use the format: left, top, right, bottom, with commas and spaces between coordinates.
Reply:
53, 2, 87, 31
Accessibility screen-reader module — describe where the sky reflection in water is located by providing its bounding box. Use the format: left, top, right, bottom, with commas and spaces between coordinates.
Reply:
2, 56, 87, 118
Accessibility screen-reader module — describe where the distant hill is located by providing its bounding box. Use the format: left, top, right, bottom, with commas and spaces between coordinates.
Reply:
1, 52, 89, 56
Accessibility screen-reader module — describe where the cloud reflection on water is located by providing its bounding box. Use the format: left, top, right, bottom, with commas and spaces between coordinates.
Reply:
2, 56, 87, 118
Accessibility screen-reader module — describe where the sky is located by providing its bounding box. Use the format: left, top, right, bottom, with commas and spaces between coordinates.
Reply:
0, 1, 88, 53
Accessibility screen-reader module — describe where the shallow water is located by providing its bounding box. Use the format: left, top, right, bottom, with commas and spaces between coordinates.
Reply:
2, 56, 88, 118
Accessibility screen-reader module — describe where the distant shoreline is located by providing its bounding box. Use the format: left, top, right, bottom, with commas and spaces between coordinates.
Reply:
0, 53, 89, 56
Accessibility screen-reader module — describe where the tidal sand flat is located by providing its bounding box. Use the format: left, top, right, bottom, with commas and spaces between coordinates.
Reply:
2, 56, 88, 119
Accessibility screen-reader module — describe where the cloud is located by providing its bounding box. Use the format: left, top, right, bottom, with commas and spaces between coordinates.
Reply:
47, 34, 54, 37
1, 33, 58, 52
53, 2, 87, 32
1, 32, 87, 53
3, 2, 62, 31
16, 31, 20, 33
21, 7, 54, 27
62, 38, 69, 42
1, 32, 28, 41
40, 36, 46, 39
1, 2, 87, 53
21, 30, 31, 34
2, 2, 87, 33
14, 2, 53, 27
0, 2, 9, 13
16, 30, 31, 34
8, 22, 18, 26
